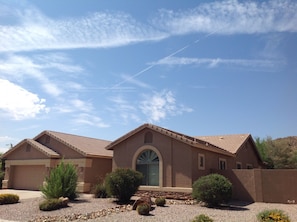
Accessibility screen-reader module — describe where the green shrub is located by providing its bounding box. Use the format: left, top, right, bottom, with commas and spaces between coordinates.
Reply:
257, 209, 290, 222
191, 214, 214, 222
105, 168, 143, 203
136, 203, 150, 215
155, 197, 166, 206
192, 173, 232, 207
40, 161, 78, 200
39, 198, 64, 211
0, 194, 19, 204
92, 183, 108, 198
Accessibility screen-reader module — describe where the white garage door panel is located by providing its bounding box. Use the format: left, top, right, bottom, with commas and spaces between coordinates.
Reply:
12, 165, 46, 190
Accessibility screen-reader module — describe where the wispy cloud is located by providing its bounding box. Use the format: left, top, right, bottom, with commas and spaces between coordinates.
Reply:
1, 1, 296, 53
0, 79, 48, 120
140, 90, 193, 122
0, 53, 83, 97
107, 96, 141, 124
0, 3, 167, 52
69, 99, 94, 113
154, 0, 297, 35
151, 56, 285, 69
73, 113, 110, 128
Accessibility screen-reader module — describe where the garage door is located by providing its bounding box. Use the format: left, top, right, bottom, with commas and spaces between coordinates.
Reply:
12, 165, 46, 190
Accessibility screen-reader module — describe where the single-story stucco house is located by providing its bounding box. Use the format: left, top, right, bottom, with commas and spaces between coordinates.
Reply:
1, 130, 112, 192
106, 123, 263, 192
1, 123, 263, 193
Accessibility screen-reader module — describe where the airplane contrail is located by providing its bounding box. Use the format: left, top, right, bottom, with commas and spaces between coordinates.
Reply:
108, 30, 220, 91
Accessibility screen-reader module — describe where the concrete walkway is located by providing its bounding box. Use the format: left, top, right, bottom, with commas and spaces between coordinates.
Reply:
0, 189, 42, 200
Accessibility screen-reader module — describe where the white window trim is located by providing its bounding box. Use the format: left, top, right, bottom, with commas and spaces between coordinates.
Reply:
198, 153, 205, 170
219, 158, 227, 170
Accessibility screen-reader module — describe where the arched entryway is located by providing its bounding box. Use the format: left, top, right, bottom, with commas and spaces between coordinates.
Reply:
133, 146, 162, 186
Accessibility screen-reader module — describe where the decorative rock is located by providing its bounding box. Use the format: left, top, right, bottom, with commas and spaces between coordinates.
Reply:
58, 197, 69, 208
132, 196, 153, 210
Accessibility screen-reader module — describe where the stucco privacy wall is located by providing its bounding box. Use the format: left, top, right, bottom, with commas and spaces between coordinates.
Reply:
215, 169, 297, 203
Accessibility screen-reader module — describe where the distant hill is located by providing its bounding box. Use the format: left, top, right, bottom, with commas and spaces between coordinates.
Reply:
273, 136, 297, 150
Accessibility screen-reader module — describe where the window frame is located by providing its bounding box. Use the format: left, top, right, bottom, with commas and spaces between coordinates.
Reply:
136, 149, 159, 186
198, 153, 205, 170
219, 158, 227, 170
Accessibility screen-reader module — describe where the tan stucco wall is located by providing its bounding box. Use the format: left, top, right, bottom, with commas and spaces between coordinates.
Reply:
4, 144, 49, 160
112, 129, 193, 188
214, 169, 297, 203
234, 140, 262, 169
112, 129, 235, 189
84, 158, 112, 189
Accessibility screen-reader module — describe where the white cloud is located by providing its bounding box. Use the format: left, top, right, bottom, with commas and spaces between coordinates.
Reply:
0, 5, 167, 52
0, 54, 83, 97
152, 56, 284, 69
108, 96, 141, 123
140, 90, 193, 122
0, 1, 295, 53
70, 99, 93, 112
154, 0, 297, 35
0, 79, 48, 120
73, 113, 109, 128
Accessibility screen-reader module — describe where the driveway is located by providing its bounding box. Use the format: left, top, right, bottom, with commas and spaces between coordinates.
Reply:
0, 189, 42, 200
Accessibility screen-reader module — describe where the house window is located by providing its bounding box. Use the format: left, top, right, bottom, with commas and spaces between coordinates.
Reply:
144, 132, 153, 144
246, 164, 253, 169
219, 158, 227, 170
136, 150, 159, 186
198, 154, 205, 170
236, 162, 242, 169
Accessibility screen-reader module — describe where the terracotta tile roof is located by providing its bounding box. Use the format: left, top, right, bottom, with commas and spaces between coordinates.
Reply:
195, 134, 251, 154
106, 123, 234, 156
44, 131, 113, 158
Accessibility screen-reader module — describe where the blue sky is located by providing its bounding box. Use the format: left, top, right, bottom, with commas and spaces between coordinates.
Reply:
0, 0, 296, 153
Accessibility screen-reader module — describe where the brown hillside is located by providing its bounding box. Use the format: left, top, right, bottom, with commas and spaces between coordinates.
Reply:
273, 136, 297, 150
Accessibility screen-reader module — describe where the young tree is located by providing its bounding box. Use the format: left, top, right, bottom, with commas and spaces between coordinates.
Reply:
41, 161, 78, 200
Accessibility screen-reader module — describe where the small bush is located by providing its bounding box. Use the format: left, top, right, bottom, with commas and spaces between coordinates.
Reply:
192, 173, 232, 207
39, 198, 65, 211
40, 161, 78, 200
92, 183, 108, 198
0, 194, 19, 205
105, 168, 143, 203
191, 214, 214, 222
136, 203, 150, 215
257, 209, 290, 222
155, 197, 166, 206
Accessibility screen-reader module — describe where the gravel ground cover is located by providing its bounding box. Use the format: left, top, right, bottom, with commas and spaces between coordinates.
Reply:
0, 195, 297, 222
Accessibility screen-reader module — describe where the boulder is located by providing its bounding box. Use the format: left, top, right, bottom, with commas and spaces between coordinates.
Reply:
58, 197, 69, 207
132, 196, 153, 210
